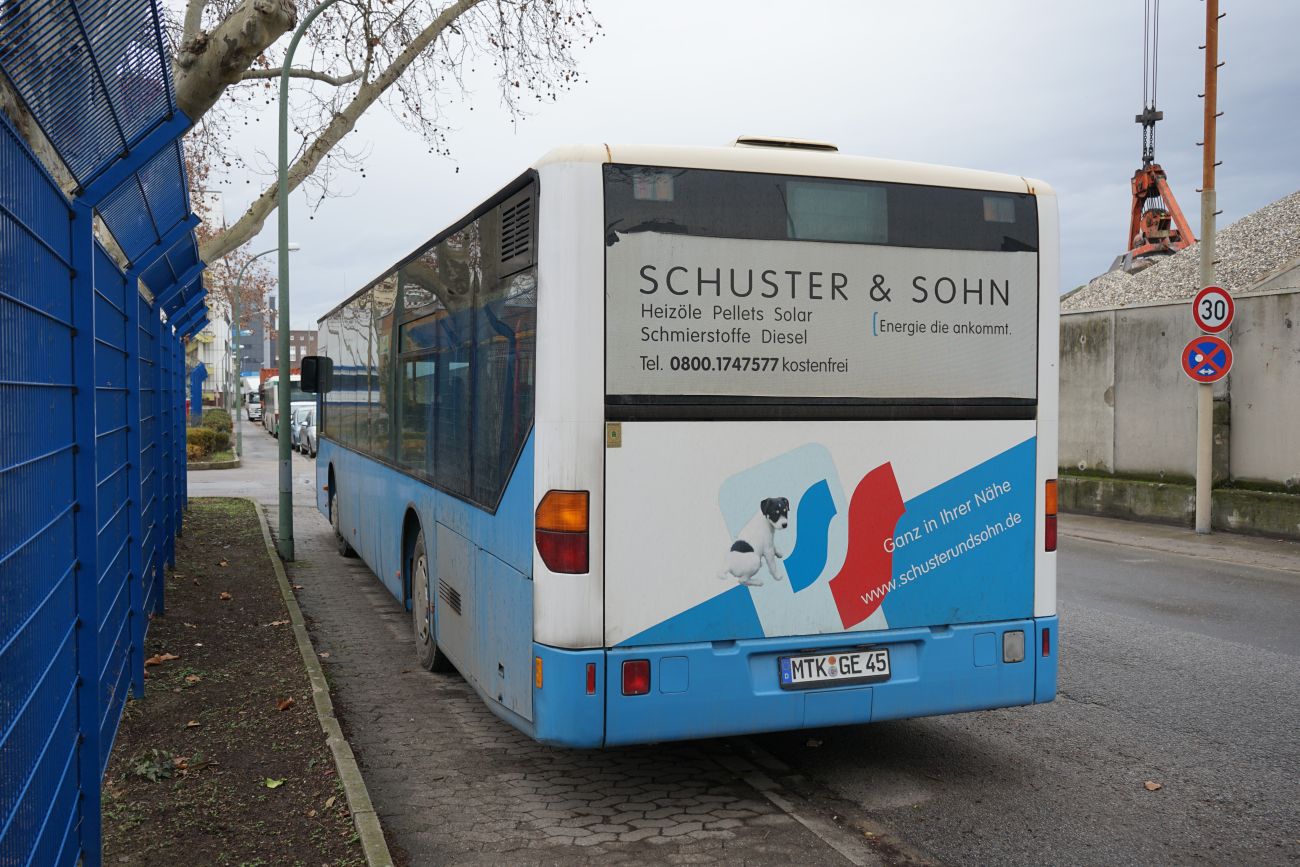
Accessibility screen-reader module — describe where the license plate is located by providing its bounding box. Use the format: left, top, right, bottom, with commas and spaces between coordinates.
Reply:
778, 648, 890, 690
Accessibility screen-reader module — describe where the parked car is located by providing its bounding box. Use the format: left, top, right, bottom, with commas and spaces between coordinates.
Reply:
288, 404, 312, 451
297, 408, 317, 457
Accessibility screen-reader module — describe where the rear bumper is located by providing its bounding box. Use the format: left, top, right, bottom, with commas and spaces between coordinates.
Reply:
532, 616, 1058, 748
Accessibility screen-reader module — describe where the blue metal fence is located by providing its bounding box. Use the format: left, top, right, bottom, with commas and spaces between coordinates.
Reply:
0, 2, 206, 864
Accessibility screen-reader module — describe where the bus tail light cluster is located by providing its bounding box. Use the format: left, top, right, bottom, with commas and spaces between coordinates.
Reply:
1044, 479, 1058, 552
622, 660, 650, 696
536, 490, 589, 573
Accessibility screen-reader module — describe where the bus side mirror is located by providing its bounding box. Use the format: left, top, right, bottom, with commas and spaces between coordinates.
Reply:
300, 355, 333, 393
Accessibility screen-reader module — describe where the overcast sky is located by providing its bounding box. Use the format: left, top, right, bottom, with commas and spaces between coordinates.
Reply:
208, 1, 1300, 329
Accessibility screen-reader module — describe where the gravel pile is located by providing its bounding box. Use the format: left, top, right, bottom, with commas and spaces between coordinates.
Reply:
1062, 189, 1300, 312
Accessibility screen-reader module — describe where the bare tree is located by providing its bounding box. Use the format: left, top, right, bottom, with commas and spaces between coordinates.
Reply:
169, 0, 598, 264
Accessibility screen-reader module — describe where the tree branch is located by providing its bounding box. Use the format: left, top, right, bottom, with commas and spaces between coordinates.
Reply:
173, 0, 297, 121
238, 66, 363, 86
201, 0, 485, 263
182, 0, 208, 43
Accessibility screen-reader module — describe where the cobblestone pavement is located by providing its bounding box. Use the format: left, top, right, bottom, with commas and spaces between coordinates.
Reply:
283, 504, 856, 867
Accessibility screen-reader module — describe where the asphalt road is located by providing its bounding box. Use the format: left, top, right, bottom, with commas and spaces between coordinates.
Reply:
752, 533, 1300, 866
197, 428, 1300, 865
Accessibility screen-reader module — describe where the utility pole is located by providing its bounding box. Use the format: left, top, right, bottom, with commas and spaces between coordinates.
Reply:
278, 0, 343, 560
1195, 0, 1222, 534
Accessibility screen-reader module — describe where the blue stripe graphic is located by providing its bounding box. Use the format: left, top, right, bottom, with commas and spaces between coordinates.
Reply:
784, 479, 837, 592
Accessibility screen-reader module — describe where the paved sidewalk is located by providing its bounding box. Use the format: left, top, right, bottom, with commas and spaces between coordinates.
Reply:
281, 502, 854, 866
1060, 512, 1300, 574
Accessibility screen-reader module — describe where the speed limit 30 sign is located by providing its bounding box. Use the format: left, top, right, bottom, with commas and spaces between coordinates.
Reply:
1193, 285, 1234, 334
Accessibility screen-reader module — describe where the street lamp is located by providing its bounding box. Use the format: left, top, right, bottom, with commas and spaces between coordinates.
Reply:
278, 0, 343, 561
229, 242, 299, 460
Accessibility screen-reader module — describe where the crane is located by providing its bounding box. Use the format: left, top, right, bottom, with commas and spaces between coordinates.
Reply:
1113, 0, 1196, 274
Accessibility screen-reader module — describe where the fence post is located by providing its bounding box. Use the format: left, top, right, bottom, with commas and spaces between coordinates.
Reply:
174, 336, 185, 531
160, 323, 175, 570
69, 197, 103, 866
151, 307, 166, 614
124, 267, 145, 699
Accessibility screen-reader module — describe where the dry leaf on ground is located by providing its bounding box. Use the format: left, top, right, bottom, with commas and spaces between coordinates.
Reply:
1144, 781, 1163, 791
143, 653, 180, 667
276, 697, 295, 712
219, 591, 232, 601
185, 674, 201, 683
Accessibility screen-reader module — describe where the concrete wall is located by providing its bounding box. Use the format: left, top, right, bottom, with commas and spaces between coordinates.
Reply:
1059, 312, 1114, 473
1060, 283, 1300, 488
1228, 291, 1300, 486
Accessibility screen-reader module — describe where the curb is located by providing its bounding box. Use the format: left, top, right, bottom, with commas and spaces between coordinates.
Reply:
250, 499, 395, 867
187, 456, 242, 471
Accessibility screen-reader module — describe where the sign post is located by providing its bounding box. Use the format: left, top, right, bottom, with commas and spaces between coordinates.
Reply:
1194, 0, 1222, 535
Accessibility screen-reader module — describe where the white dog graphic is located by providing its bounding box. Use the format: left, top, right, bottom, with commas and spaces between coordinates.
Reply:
718, 497, 790, 587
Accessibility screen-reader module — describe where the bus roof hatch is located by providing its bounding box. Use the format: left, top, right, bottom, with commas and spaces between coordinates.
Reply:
733, 136, 838, 152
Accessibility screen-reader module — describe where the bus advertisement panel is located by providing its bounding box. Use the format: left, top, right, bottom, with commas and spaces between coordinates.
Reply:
606, 235, 1038, 400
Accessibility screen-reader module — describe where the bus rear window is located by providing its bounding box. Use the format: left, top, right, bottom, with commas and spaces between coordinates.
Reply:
604, 165, 1039, 409
605, 165, 1037, 253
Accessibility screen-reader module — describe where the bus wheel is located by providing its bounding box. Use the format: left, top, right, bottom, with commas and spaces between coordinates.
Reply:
411, 531, 453, 672
330, 486, 356, 558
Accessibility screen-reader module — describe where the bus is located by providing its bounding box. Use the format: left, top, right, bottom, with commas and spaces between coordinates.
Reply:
262, 374, 310, 437
311, 138, 1059, 748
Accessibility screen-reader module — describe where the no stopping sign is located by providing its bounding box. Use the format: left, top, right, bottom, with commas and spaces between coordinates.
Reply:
1181, 335, 1233, 383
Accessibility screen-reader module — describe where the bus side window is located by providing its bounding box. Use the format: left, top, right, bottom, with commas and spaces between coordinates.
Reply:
434, 314, 473, 499
471, 268, 537, 506
399, 357, 436, 476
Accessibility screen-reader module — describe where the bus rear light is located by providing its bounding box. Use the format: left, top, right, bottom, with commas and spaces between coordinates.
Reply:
1003, 630, 1025, 663
1042, 627, 1051, 657
621, 660, 650, 696
536, 490, 589, 533
1044, 479, 1058, 552
535, 656, 543, 689
585, 663, 597, 695
536, 490, 589, 573
536, 529, 588, 574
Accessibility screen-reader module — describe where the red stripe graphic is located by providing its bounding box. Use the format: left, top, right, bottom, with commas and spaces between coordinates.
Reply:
828, 463, 905, 628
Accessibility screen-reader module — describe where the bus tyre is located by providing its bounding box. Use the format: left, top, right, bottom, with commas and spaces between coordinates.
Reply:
330, 487, 356, 558
411, 532, 453, 672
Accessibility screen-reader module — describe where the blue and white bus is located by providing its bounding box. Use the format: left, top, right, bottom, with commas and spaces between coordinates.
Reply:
312, 138, 1059, 748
